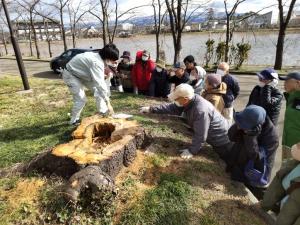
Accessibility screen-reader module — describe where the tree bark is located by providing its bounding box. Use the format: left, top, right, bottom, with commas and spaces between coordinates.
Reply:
30, 11, 40, 59
225, 15, 230, 62
274, 28, 285, 70
60, 8, 68, 51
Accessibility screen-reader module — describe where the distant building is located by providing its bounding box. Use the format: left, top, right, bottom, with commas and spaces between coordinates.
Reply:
288, 11, 300, 27
13, 19, 61, 41
190, 23, 202, 31
184, 25, 191, 32
118, 23, 134, 31
81, 26, 100, 38
247, 11, 279, 28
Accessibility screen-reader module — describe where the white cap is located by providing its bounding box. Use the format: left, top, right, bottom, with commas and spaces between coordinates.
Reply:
291, 143, 300, 161
168, 83, 195, 101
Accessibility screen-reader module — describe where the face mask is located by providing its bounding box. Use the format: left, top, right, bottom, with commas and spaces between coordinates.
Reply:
269, 79, 279, 87
106, 60, 118, 68
142, 56, 148, 61
174, 100, 182, 107
156, 67, 162, 73
258, 81, 266, 88
216, 69, 225, 76
170, 71, 175, 76
123, 58, 130, 64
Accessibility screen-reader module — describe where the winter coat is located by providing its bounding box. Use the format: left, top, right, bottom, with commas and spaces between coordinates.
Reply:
201, 82, 227, 114
150, 95, 230, 154
227, 116, 279, 182
261, 159, 300, 225
168, 71, 190, 87
116, 61, 133, 91
247, 85, 283, 125
149, 68, 171, 98
222, 74, 240, 108
131, 51, 156, 91
283, 91, 300, 148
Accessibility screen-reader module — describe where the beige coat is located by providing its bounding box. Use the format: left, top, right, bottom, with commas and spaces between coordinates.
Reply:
202, 82, 227, 114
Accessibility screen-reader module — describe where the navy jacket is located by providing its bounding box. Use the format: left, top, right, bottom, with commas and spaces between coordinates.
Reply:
149, 69, 171, 98
222, 74, 240, 108
247, 85, 283, 125
168, 72, 190, 87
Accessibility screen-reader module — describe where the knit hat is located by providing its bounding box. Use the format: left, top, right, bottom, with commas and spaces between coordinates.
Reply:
156, 59, 166, 69
234, 105, 266, 130
173, 62, 186, 69
291, 143, 300, 161
257, 68, 278, 81
168, 83, 195, 101
206, 73, 222, 88
120, 51, 131, 60
279, 72, 300, 81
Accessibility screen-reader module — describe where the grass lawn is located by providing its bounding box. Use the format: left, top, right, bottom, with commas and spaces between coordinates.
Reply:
0, 75, 267, 225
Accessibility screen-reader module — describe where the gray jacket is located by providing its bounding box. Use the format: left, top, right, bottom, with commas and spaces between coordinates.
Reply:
150, 95, 230, 154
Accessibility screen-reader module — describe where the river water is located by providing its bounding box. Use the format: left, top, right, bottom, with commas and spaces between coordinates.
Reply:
3, 31, 300, 66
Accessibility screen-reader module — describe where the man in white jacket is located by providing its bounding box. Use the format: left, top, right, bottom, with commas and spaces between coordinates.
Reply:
62, 44, 119, 125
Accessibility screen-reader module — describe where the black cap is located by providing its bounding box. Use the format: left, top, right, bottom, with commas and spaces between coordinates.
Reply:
279, 72, 300, 81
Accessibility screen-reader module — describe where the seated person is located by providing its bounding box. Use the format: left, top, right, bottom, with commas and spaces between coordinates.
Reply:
189, 66, 206, 94
201, 73, 227, 115
261, 143, 300, 225
168, 62, 190, 87
247, 68, 283, 126
116, 51, 133, 92
183, 55, 197, 75
227, 105, 279, 188
140, 83, 232, 160
149, 59, 170, 98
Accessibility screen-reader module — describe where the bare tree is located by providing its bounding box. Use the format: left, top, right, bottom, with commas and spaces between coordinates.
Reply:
0, 7, 9, 55
165, 0, 210, 64
152, 0, 166, 62
223, 0, 246, 62
18, 0, 42, 59
274, 0, 297, 69
89, 0, 148, 46
67, 0, 89, 48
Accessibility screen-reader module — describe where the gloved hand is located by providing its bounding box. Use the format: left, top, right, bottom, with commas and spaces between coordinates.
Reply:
244, 124, 262, 136
140, 106, 150, 114
106, 100, 114, 115
180, 149, 193, 159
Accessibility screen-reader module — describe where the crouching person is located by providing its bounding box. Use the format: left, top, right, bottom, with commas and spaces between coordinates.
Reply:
140, 83, 232, 160
261, 143, 300, 225
227, 105, 279, 188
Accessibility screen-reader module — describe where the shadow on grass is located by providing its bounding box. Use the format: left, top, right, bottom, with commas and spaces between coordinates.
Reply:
0, 121, 74, 144
32, 71, 61, 80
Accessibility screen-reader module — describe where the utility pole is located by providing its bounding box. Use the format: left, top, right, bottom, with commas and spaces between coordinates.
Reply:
1, 0, 30, 90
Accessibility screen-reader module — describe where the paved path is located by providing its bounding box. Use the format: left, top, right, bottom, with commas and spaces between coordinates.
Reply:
0, 58, 285, 176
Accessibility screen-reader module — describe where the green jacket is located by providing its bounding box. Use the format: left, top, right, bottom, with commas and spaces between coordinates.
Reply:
283, 91, 300, 148
262, 160, 300, 225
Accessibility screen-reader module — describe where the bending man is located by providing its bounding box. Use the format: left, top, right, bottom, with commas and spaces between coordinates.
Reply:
140, 83, 232, 159
62, 44, 119, 125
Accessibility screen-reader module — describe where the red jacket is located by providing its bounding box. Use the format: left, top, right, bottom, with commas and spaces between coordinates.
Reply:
131, 51, 156, 91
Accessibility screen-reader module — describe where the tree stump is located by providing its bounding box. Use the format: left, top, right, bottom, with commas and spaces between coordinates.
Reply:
9, 115, 145, 203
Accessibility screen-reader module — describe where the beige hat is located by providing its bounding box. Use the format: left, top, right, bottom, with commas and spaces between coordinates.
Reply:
291, 143, 300, 161
156, 59, 166, 69
168, 83, 195, 101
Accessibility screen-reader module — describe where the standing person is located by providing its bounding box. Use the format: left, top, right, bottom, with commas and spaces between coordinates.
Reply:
201, 73, 227, 115
227, 105, 279, 188
261, 143, 300, 225
216, 62, 240, 124
140, 84, 232, 160
131, 50, 156, 95
189, 66, 206, 94
183, 55, 197, 75
280, 72, 300, 160
116, 51, 133, 92
168, 62, 190, 87
247, 68, 283, 126
149, 59, 170, 98
62, 44, 118, 125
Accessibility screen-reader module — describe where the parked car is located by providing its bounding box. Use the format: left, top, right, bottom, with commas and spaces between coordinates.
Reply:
50, 48, 95, 74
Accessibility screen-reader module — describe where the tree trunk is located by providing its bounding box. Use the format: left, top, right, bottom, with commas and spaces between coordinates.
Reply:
30, 12, 40, 59
102, 12, 108, 46
155, 32, 160, 62
29, 29, 33, 57
72, 26, 76, 48
274, 27, 285, 70
173, 32, 182, 64
60, 9, 68, 51
225, 15, 230, 62
1, 30, 8, 55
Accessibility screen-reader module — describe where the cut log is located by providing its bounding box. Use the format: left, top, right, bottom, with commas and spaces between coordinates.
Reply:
0, 115, 145, 203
